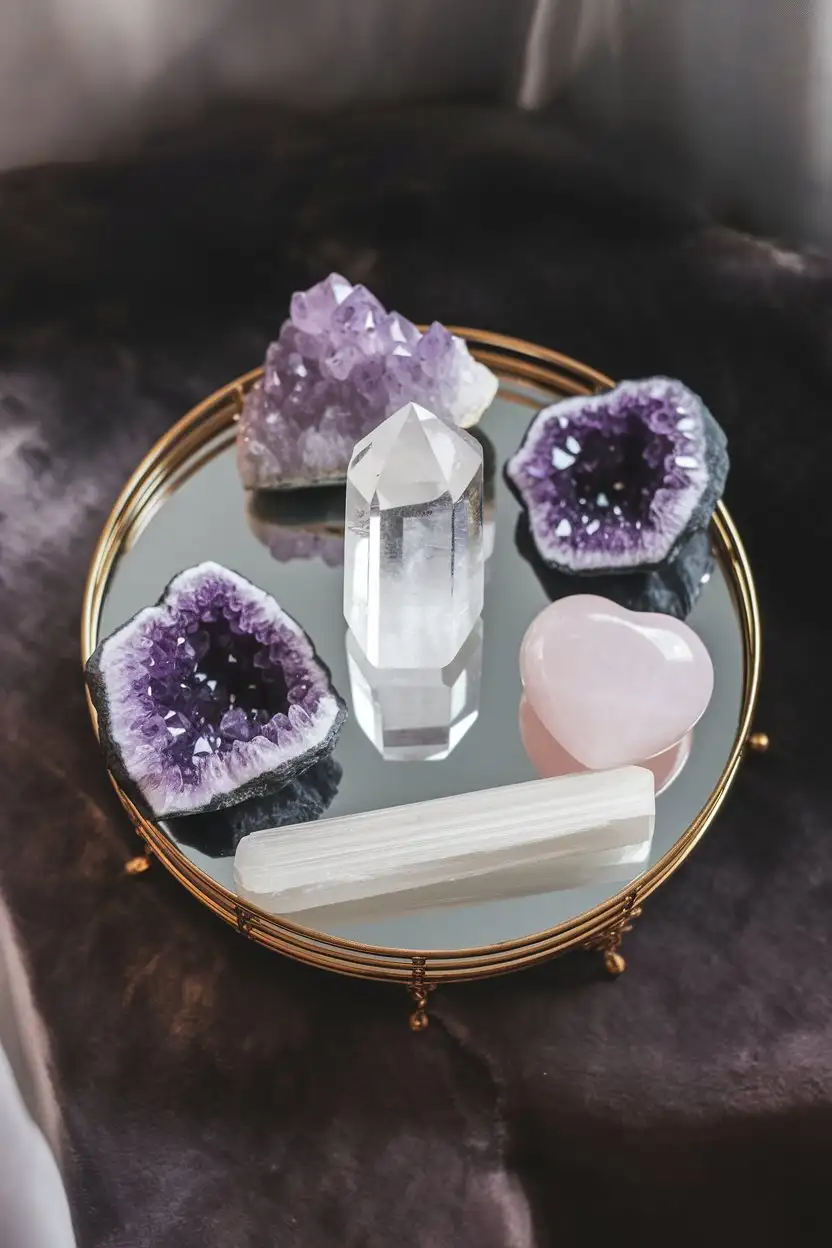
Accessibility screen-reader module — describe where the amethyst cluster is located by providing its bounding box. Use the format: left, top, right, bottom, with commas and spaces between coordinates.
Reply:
237, 274, 498, 489
506, 377, 728, 576
85, 563, 346, 819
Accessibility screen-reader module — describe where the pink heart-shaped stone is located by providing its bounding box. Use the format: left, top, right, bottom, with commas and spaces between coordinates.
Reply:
520, 596, 714, 770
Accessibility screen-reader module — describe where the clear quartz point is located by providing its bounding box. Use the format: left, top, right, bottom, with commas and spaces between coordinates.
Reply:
346, 619, 483, 761
343, 402, 484, 668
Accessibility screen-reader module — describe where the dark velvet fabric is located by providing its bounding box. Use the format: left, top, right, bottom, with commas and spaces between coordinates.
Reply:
0, 106, 830, 1247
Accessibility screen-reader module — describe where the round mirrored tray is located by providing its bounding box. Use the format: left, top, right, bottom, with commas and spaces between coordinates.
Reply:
82, 330, 761, 997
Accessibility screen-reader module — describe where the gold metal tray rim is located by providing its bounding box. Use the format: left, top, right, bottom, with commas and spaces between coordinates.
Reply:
81, 330, 761, 983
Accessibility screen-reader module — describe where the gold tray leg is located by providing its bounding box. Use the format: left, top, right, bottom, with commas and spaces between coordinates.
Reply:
584, 891, 642, 976
124, 842, 153, 875
747, 731, 770, 755
408, 957, 435, 1031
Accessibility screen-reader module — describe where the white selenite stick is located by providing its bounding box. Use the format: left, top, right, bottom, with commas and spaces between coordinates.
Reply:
233, 766, 655, 920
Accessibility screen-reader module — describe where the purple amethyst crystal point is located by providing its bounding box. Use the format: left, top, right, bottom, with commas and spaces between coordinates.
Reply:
505, 377, 728, 574
236, 274, 498, 489
85, 562, 346, 818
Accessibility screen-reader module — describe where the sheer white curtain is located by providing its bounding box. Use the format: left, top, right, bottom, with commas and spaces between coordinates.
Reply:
0, 899, 76, 1248
0, 1, 829, 241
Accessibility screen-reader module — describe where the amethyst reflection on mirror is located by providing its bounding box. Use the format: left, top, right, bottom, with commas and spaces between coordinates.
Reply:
236, 273, 498, 490
169, 755, 343, 858
246, 486, 346, 568
85, 562, 346, 819
505, 377, 728, 576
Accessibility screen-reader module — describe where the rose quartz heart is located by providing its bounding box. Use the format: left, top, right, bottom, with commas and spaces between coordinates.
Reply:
520, 595, 713, 770
518, 695, 693, 796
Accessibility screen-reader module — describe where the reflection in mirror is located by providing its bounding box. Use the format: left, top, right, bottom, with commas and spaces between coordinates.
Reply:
246, 486, 346, 567
519, 695, 692, 797
346, 619, 483, 761
515, 517, 714, 621
168, 755, 343, 857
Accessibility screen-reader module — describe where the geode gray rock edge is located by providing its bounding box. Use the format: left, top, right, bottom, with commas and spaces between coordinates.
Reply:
516, 517, 715, 620
85, 562, 347, 819
505, 376, 729, 575
169, 755, 344, 858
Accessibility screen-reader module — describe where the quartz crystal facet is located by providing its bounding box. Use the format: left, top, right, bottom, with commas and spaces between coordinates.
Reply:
346, 619, 483, 761
506, 377, 728, 574
344, 402, 485, 668
236, 274, 498, 489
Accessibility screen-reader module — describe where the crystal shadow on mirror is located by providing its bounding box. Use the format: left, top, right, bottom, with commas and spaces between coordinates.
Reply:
514, 516, 714, 620
169, 754, 343, 858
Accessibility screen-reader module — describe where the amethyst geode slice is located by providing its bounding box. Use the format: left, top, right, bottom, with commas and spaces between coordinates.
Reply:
236, 273, 498, 489
85, 563, 346, 818
505, 377, 728, 574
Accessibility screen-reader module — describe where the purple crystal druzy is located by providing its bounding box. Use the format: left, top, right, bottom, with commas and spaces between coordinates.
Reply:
506, 377, 728, 573
85, 563, 346, 818
237, 274, 498, 489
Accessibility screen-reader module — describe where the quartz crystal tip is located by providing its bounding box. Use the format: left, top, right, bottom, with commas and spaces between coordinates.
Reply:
344, 402, 485, 669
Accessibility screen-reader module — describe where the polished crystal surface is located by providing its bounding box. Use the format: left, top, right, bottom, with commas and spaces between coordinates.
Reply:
234, 766, 655, 918
344, 402, 485, 668
346, 619, 482, 761
236, 274, 498, 489
520, 595, 714, 770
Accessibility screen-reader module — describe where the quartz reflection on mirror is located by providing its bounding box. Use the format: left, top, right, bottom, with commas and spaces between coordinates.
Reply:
346, 618, 483, 761
246, 486, 345, 567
